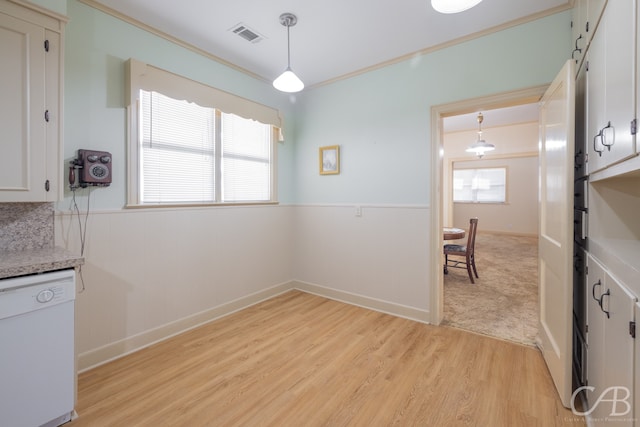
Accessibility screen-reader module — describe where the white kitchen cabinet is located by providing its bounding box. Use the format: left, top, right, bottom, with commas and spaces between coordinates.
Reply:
571, 0, 608, 72
586, 0, 636, 175
585, 255, 607, 421
586, 254, 637, 426
0, 0, 65, 202
635, 302, 640, 426
571, 0, 588, 69
587, 0, 607, 39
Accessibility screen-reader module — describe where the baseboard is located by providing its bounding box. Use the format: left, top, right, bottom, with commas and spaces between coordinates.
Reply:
291, 280, 431, 324
477, 230, 538, 238
77, 281, 294, 372
78, 280, 431, 372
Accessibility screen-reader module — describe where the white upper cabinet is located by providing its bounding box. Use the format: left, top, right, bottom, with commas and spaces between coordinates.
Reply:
571, 0, 608, 71
0, 1, 65, 202
586, 0, 637, 176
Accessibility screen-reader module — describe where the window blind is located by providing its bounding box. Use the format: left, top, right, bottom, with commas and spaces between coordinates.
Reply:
127, 58, 279, 206
453, 167, 506, 203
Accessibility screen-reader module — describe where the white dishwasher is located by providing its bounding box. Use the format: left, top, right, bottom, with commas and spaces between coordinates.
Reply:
0, 269, 76, 427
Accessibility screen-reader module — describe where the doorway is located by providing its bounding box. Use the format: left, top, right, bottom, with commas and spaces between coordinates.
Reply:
429, 86, 547, 344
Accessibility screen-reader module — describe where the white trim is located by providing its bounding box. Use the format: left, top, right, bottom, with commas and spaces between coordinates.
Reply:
77, 281, 295, 372
430, 85, 548, 325
77, 280, 431, 372
292, 280, 431, 324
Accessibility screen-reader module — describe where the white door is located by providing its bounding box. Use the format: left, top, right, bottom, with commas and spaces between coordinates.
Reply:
538, 59, 575, 407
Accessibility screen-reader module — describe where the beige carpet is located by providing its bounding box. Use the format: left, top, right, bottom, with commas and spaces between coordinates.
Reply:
442, 232, 539, 347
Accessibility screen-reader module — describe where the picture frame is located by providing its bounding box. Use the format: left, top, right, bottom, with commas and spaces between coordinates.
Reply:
319, 145, 340, 175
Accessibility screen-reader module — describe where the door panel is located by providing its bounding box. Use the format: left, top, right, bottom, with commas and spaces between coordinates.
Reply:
601, 274, 635, 426
539, 59, 575, 407
585, 254, 606, 420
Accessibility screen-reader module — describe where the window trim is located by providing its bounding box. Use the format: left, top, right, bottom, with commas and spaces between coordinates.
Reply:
126, 58, 281, 208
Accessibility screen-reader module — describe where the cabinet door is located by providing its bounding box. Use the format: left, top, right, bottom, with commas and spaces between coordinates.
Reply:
601, 273, 636, 426
635, 302, 639, 426
575, 62, 588, 178
586, 0, 607, 38
587, 0, 637, 173
586, 254, 606, 418
0, 12, 48, 201
571, 0, 588, 68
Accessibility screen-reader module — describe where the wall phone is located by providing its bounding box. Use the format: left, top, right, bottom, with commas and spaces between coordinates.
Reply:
69, 149, 112, 188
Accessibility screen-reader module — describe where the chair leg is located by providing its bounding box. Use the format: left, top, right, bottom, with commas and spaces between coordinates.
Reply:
444, 254, 448, 274
471, 254, 479, 278
465, 254, 475, 284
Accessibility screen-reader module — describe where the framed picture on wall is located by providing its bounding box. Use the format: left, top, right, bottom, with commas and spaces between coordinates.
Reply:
319, 145, 340, 175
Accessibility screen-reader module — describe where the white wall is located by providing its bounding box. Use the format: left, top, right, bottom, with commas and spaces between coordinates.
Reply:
56, 204, 293, 369
292, 205, 430, 321
443, 122, 539, 235
451, 156, 539, 235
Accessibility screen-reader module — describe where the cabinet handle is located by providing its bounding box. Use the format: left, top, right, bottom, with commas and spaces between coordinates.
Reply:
593, 129, 604, 157
591, 279, 602, 301
571, 34, 583, 62
598, 288, 610, 319
601, 121, 615, 151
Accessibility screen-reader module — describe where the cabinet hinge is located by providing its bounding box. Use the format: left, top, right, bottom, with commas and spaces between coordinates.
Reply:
585, 60, 589, 72
585, 21, 589, 33
44, 40, 49, 52
585, 324, 589, 334
631, 321, 636, 339
631, 119, 637, 135
44, 180, 50, 192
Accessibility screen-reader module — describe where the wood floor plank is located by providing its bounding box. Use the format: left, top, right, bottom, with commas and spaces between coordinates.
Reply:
68, 291, 583, 426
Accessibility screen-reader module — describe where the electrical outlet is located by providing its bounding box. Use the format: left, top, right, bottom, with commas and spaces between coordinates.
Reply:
355, 205, 362, 217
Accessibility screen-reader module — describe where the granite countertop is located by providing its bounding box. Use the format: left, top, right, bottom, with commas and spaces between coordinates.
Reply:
0, 247, 84, 279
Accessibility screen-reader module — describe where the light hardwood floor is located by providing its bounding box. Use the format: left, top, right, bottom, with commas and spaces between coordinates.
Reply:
69, 291, 583, 426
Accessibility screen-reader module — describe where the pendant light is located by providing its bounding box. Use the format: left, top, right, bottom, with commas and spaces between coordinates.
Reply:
466, 112, 495, 158
431, 0, 482, 14
273, 13, 304, 93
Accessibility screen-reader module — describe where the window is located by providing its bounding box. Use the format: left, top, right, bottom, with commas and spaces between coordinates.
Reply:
127, 58, 281, 206
453, 167, 506, 203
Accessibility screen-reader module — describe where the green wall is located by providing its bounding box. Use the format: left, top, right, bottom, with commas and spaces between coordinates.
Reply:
292, 11, 571, 205
62, 0, 296, 209
60, 0, 570, 208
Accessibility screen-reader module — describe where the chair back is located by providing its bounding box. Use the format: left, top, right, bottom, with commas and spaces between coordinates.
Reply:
467, 218, 479, 255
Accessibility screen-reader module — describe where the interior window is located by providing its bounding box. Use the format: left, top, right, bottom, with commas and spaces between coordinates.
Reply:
453, 167, 506, 203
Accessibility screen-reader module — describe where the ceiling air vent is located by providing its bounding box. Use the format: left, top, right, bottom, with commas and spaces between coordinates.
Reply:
230, 23, 265, 44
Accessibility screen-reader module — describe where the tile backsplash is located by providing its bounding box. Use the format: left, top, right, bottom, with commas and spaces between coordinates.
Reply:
0, 203, 54, 251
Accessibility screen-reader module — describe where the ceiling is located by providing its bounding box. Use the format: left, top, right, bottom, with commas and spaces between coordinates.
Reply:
443, 103, 540, 132
88, 0, 571, 88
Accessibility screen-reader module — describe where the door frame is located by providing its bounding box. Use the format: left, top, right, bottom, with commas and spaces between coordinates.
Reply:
429, 85, 548, 325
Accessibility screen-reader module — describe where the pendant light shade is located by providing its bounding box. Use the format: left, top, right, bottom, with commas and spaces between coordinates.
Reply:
431, 0, 482, 14
273, 67, 304, 93
273, 13, 304, 93
466, 112, 495, 158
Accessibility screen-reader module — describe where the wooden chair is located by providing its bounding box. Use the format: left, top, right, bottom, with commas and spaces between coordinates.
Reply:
444, 218, 479, 284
